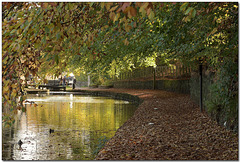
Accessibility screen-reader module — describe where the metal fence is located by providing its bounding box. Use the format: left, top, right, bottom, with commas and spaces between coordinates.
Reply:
114, 65, 191, 81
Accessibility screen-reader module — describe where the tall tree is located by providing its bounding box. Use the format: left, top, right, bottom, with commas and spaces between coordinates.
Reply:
2, 2, 238, 126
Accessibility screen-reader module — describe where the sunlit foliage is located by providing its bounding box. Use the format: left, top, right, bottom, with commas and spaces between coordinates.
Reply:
2, 2, 238, 126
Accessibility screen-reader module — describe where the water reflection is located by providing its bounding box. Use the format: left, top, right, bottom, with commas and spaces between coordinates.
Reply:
2, 94, 137, 160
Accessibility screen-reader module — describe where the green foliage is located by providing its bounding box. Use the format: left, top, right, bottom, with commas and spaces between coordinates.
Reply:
90, 72, 113, 86
2, 2, 238, 130
75, 72, 88, 82
90, 74, 101, 86
101, 80, 113, 86
2, 115, 15, 128
206, 57, 238, 129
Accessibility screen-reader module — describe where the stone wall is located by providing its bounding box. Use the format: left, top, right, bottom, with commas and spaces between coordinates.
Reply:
114, 79, 190, 94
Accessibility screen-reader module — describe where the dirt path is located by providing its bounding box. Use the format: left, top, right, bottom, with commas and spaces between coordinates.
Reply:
78, 88, 238, 160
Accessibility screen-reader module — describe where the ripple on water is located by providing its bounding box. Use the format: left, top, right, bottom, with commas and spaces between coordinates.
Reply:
2, 94, 138, 160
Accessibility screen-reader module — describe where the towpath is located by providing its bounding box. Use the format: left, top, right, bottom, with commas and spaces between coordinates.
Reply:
76, 88, 238, 160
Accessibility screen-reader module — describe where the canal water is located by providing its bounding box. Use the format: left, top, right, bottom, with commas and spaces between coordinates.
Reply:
2, 93, 138, 160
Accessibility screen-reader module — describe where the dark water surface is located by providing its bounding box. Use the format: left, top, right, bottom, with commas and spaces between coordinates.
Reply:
2, 93, 138, 160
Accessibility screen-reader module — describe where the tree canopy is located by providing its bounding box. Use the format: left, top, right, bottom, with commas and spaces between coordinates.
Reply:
2, 2, 238, 126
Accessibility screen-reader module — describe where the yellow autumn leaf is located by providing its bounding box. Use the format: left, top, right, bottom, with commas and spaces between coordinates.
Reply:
109, 5, 118, 12
182, 16, 190, 22
19, 18, 25, 23
3, 80, 10, 86
139, 3, 148, 17
4, 94, 9, 100
114, 13, 120, 23
148, 10, 155, 20
86, 40, 91, 47
120, 16, 127, 24
7, 100, 11, 104
106, 3, 112, 10
124, 38, 129, 45
11, 84, 17, 89
100, 2, 105, 9
124, 22, 132, 32
141, 2, 149, 9
109, 12, 115, 21
209, 28, 218, 36
180, 2, 188, 11
69, 3, 78, 10
11, 89, 17, 97
2, 55, 8, 64
3, 86, 9, 94
41, 3, 48, 9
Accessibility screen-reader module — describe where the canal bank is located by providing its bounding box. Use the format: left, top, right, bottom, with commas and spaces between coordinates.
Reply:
26, 88, 238, 160
73, 88, 237, 160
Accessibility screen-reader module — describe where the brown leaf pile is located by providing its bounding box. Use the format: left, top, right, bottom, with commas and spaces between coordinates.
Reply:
79, 88, 238, 160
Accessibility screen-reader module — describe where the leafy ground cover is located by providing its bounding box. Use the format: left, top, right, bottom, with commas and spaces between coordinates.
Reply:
77, 88, 240, 160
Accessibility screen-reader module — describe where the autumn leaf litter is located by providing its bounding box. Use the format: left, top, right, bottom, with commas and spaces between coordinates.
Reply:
81, 88, 238, 160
